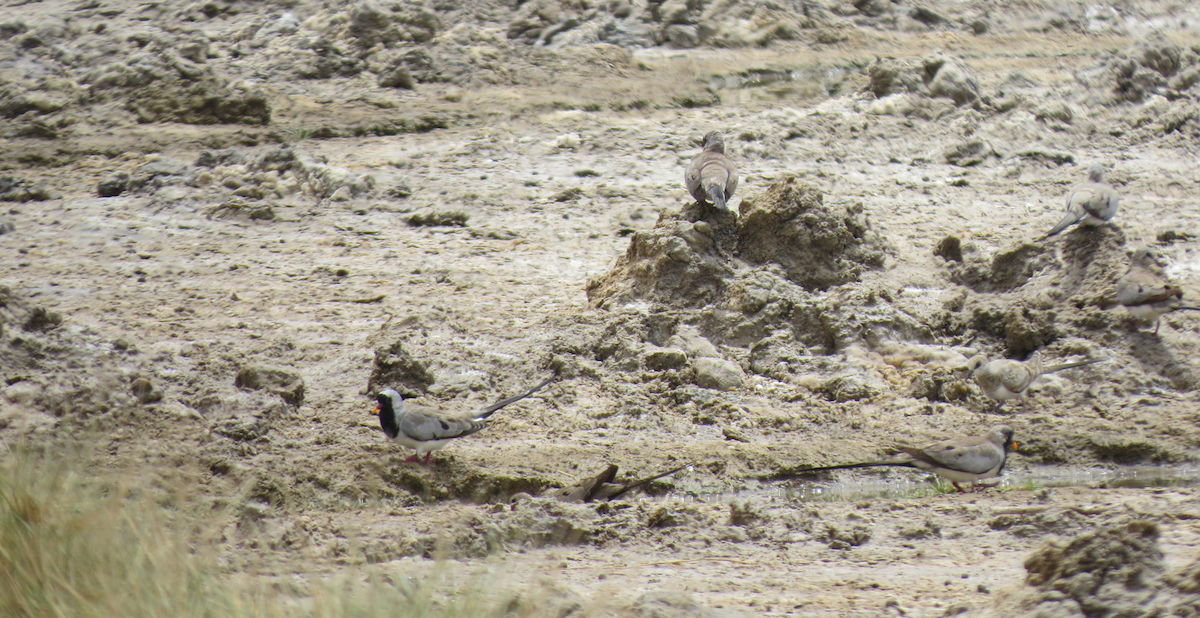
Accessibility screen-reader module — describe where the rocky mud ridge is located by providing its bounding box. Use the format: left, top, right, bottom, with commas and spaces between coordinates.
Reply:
4, 0, 1200, 615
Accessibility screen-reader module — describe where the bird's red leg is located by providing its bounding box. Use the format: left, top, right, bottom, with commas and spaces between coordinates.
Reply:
422, 452, 433, 465
1154, 318, 1162, 335
952, 482, 967, 493
402, 453, 421, 464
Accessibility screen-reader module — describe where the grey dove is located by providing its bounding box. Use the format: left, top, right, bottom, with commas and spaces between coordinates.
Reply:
1041, 163, 1120, 239
373, 376, 553, 464
967, 353, 1106, 405
685, 131, 739, 210
1116, 247, 1200, 334
782, 425, 1018, 493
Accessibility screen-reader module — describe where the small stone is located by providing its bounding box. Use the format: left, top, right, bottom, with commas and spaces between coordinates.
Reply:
663, 24, 699, 49
555, 133, 581, 149
97, 171, 131, 197
379, 64, 414, 89
22, 307, 61, 332
935, 234, 963, 262
645, 346, 688, 370
138, 157, 189, 178
130, 377, 163, 404
3, 381, 41, 405
233, 185, 266, 199
693, 357, 745, 390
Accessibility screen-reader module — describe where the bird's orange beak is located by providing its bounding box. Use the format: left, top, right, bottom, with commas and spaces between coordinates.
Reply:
1010, 441, 1019, 451
371, 402, 380, 416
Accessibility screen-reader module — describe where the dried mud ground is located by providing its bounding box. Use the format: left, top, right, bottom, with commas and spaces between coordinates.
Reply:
5, 11, 1200, 618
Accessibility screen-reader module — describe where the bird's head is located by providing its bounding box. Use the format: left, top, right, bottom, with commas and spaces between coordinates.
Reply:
701, 131, 725, 153
1131, 247, 1163, 270
1086, 163, 1106, 183
374, 389, 403, 417
990, 424, 1018, 452
964, 355, 988, 374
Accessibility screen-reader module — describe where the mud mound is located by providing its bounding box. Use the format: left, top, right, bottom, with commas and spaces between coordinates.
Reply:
737, 176, 886, 290
938, 228, 1130, 358
576, 178, 933, 396
585, 212, 736, 310
981, 520, 1200, 617
588, 177, 887, 310
1109, 39, 1200, 103
989, 519, 1163, 617
865, 53, 981, 108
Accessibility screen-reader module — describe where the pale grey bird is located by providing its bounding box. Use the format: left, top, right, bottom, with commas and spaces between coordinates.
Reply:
783, 425, 1018, 493
373, 376, 553, 464
1116, 247, 1200, 334
966, 353, 1107, 404
1041, 163, 1120, 239
685, 131, 739, 211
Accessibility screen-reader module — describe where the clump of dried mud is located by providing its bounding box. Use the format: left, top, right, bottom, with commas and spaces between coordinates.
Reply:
981, 520, 1200, 618
578, 176, 894, 394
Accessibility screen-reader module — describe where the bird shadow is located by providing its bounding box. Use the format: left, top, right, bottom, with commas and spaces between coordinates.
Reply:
1125, 328, 1197, 391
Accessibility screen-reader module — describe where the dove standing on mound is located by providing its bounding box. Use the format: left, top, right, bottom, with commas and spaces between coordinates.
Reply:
781, 425, 1018, 493
1041, 163, 1120, 239
967, 353, 1107, 405
373, 376, 554, 465
1116, 248, 1200, 335
685, 131, 739, 211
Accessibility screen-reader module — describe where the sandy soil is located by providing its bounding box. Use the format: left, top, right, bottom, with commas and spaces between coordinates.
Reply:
4, 0, 1200, 615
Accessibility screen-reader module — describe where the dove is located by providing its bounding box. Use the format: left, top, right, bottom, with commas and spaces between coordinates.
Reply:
1041, 163, 1120, 239
373, 376, 554, 464
774, 425, 1018, 493
1116, 247, 1200, 334
966, 353, 1107, 405
548, 463, 691, 502
685, 131, 739, 211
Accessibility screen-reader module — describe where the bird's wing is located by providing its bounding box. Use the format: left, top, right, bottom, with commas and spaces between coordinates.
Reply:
698, 154, 732, 188
685, 160, 703, 200
1043, 208, 1084, 238
1117, 269, 1181, 306
1082, 185, 1119, 221
904, 439, 1001, 475
725, 159, 739, 200
998, 361, 1036, 393
398, 404, 485, 442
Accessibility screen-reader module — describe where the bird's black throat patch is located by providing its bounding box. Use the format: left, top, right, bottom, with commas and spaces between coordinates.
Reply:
376, 392, 400, 439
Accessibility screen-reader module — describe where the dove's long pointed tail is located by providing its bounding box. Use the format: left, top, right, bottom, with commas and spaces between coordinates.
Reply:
604, 463, 693, 501
473, 376, 555, 420
706, 184, 727, 210
1043, 358, 1108, 374
764, 461, 917, 482
1041, 211, 1083, 240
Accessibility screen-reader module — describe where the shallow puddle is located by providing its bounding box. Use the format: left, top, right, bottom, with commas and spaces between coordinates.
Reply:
716, 464, 1200, 503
